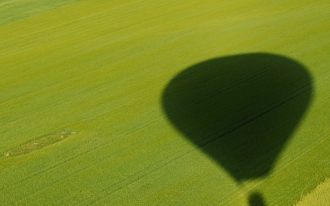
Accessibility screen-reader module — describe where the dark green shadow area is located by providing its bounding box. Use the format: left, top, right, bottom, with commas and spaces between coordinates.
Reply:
162, 53, 313, 182
249, 192, 266, 206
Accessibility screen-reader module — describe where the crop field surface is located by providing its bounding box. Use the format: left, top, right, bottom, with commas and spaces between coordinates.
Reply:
0, 0, 330, 205
295, 178, 330, 206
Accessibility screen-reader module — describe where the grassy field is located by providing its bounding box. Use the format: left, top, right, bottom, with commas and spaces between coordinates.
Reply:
295, 178, 330, 206
0, 0, 80, 26
0, 0, 330, 205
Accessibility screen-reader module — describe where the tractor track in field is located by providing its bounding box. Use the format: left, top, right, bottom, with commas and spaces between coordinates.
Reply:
83, 83, 312, 205
1, 112, 168, 204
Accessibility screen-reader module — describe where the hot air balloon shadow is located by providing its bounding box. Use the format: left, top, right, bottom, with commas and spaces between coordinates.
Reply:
162, 53, 313, 205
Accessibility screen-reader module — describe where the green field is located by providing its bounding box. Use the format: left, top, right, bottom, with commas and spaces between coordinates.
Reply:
295, 178, 330, 206
1, 0, 330, 205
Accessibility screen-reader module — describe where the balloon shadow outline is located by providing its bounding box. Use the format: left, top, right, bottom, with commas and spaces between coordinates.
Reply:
162, 53, 313, 182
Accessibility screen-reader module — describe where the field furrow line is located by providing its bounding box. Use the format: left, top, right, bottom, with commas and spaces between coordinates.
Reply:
166, 65, 281, 115
219, 130, 329, 206
0, 141, 107, 191
6, 118, 167, 204
81, 145, 204, 205
194, 84, 312, 150
0, 111, 165, 193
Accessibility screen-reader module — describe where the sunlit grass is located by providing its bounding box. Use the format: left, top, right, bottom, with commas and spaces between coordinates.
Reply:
295, 178, 330, 206
0, 0, 329, 205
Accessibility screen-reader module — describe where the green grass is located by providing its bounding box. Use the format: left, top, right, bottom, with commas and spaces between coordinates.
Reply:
3, 131, 76, 158
295, 178, 330, 206
0, 0, 330, 205
0, 0, 80, 26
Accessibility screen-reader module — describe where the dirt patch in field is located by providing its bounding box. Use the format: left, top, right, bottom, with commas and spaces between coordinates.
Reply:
4, 131, 76, 158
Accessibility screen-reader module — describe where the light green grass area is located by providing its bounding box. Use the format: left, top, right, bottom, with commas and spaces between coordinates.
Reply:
0, 0, 80, 26
0, 0, 330, 205
295, 178, 330, 206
